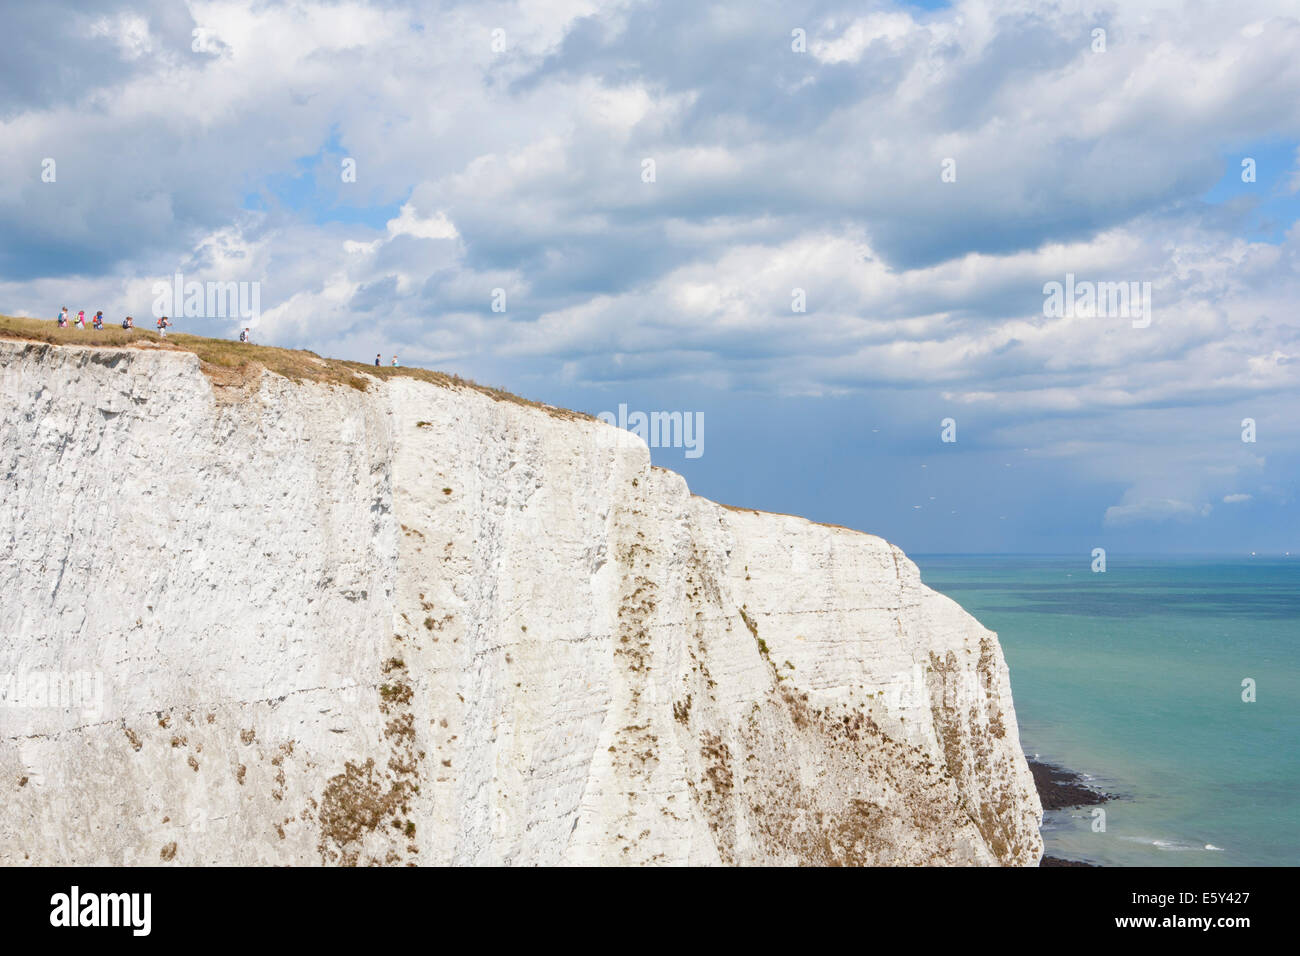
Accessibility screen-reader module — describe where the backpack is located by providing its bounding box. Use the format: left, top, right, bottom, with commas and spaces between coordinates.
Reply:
122, 320, 130, 330
239, 330, 247, 342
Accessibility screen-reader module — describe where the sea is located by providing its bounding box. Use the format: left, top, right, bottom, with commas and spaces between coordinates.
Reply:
914, 554, 1299, 867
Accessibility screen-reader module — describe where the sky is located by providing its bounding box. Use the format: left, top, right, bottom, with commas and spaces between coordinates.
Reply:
2, 0, 1298, 555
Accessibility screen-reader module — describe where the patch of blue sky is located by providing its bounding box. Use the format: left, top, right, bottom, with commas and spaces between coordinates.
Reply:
1201, 139, 1300, 243
242, 131, 404, 230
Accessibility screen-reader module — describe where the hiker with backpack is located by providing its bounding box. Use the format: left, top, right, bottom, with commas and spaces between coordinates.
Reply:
375, 353, 381, 367
122, 316, 134, 330
58, 307, 69, 327
75, 311, 86, 329
239, 328, 250, 343
156, 315, 170, 337
92, 313, 103, 331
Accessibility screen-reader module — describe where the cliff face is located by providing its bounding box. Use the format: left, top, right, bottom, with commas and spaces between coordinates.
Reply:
0, 339, 1042, 865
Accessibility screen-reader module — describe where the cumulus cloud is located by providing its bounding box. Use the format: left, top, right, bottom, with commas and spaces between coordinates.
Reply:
1104, 497, 1214, 527
2, 0, 1299, 543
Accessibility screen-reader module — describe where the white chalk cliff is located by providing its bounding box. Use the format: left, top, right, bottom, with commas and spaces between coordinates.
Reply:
0, 339, 1042, 865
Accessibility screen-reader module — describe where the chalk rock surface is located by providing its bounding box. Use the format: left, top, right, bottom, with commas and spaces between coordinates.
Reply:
0, 340, 1042, 865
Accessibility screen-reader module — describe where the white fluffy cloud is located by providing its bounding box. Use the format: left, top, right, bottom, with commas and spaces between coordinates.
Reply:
2, 0, 1299, 534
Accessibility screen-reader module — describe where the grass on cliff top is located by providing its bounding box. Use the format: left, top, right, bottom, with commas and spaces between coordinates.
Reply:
0, 313, 591, 421
716, 500, 863, 534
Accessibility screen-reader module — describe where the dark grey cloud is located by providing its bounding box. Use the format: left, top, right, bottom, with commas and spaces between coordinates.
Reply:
0, 1, 201, 118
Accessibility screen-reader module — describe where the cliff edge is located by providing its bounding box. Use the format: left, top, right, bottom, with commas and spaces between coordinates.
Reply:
0, 335, 1042, 865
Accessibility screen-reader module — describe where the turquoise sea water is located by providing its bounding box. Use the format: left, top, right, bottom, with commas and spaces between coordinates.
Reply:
914, 555, 1300, 867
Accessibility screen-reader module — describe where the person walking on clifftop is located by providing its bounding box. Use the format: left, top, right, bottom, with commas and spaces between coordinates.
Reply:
375, 353, 381, 367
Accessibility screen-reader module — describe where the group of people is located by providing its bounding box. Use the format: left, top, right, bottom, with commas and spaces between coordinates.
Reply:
57, 308, 105, 330
56, 308, 395, 363
56, 308, 170, 335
